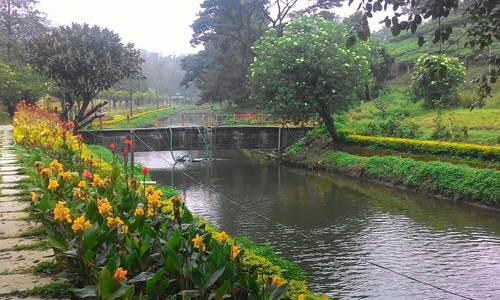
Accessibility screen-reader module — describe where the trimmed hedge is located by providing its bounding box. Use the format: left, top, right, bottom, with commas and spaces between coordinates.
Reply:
319, 150, 500, 206
345, 134, 500, 162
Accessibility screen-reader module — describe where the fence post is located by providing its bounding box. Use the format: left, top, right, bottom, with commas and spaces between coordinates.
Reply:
233, 113, 236, 125
208, 114, 212, 127
131, 130, 135, 178
277, 127, 282, 154
99, 117, 103, 130
154, 115, 158, 127
127, 116, 130, 129
182, 115, 185, 126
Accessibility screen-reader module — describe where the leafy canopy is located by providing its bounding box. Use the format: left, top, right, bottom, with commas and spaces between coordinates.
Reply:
410, 54, 465, 108
25, 23, 144, 129
249, 15, 371, 141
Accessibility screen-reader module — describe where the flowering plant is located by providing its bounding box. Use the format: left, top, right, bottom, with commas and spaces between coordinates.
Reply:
14, 103, 309, 299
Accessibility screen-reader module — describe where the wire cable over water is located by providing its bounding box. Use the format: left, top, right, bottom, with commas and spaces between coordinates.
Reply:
134, 132, 474, 300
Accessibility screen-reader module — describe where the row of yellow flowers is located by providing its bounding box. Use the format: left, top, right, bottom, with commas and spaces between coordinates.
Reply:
93, 107, 172, 126
345, 134, 500, 161
13, 101, 316, 300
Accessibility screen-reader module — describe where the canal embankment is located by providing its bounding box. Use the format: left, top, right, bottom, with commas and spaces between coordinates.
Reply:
280, 134, 500, 208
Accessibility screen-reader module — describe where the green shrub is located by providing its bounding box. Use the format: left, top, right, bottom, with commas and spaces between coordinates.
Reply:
410, 54, 466, 108
288, 140, 306, 156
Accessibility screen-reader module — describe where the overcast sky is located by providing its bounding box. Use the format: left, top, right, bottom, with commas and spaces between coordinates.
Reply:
37, 0, 205, 55
36, 0, 383, 56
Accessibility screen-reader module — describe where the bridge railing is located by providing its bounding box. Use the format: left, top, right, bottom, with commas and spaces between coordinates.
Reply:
96, 113, 316, 129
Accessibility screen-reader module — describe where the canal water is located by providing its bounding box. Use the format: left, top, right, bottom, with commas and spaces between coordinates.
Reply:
135, 149, 500, 299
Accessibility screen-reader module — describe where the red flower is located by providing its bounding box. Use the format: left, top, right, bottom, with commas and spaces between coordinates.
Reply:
83, 171, 92, 179
110, 143, 115, 151
75, 135, 84, 142
125, 140, 132, 148
123, 149, 129, 156
87, 160, 93, 165
141, 166, 150, 176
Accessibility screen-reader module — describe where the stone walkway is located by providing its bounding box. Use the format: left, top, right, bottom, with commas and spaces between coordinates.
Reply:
0, 125, 66, 299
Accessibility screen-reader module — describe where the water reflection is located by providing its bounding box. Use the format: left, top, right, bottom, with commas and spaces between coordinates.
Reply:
135, 149, 500, 299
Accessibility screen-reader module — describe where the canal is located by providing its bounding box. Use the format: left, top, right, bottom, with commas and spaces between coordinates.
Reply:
135, 149, 500, 299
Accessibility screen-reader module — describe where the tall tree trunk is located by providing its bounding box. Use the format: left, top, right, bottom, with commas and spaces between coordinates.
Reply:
317, 102, 339, 143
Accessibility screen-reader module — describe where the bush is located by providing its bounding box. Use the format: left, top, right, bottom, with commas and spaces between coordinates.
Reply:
410, 54, 466, 108
344, 134, 500, 162
318, 150, 500, 205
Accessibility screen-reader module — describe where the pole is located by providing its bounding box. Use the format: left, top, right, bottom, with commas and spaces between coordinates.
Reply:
127, 116, 130, 129
131, 130, 135, 179
277, 127, 282, 154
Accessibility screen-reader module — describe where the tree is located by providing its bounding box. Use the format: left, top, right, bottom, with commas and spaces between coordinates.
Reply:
0, 59, 50, 105
337, 0, 499, 98
249, 16, 371, 142
25, 23, 144, 129
410, 54, 466, 108
0, 0, 46, 61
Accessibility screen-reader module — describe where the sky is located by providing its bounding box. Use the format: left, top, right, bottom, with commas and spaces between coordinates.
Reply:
36, 0, 385, 56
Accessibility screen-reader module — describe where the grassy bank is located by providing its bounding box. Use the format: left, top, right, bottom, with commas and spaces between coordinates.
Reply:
284, 132, 500, 207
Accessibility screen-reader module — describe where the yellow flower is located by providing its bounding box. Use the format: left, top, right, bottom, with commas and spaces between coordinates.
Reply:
219, 231, 229, 243
121, 225, 129, 235
99, 176, 110, 188
41, 167, 53, 177
298, 295, 306, 300
107, 216, 124, 229
231, 245, 240, 260
272, 275, 284, 287
59, 171, 71, 181
71, 215, 91, 233
322, 295, 328, 300
97, 198, 113, 216
113, 267, 127, 282
145, 185, 155, 196
78, 180, 86, 188
92, 173, 102, 187
192, 234, 206, 251
54, 201, 72, 223
49, 159, 63, 171
31, 191, 38, 205
134, 207, 145, 217
48, 179, 59, 191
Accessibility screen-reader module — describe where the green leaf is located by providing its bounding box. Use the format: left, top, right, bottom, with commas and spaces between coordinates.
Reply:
151, 278, 170, 297
146, 270, 164, 294
140, 236, 151, 258
168, 229, 181, 249
48, 233, 68, 249
122, 250, 137, 270
215, 280, 231, 300
357, 31, 368, 42
418, 36, 425, 47
163, 245, 182, 270
128, 272, 155, 283
82, 223, 100, 252
108, 285, 135, 300
206, 267, 225, 289
98, 268, 121, 299
270, 283, 290, 300
71, 285, 99, 298
190, 267, 205, 289
346, 36, 356, 48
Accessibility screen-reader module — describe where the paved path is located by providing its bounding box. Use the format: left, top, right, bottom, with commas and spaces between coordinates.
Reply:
0, 125, 66, 299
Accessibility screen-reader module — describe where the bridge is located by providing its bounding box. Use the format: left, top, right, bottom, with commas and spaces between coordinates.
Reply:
81, 126, 314, 153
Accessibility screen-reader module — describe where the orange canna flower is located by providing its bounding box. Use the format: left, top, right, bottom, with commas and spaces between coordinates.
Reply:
48, 179, 59, 191
113, 267, 127, 282
272, 275, 284, 287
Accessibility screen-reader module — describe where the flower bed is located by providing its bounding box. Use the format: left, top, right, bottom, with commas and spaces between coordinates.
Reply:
13, 102, 313, 300
93, 107, 172, 126
345, 134, 500, 162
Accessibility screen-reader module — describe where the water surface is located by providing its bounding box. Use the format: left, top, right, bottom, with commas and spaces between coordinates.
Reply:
136, 149, 500, 299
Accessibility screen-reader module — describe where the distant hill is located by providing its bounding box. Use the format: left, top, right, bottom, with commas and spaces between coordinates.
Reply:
378, 14, 500, 64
